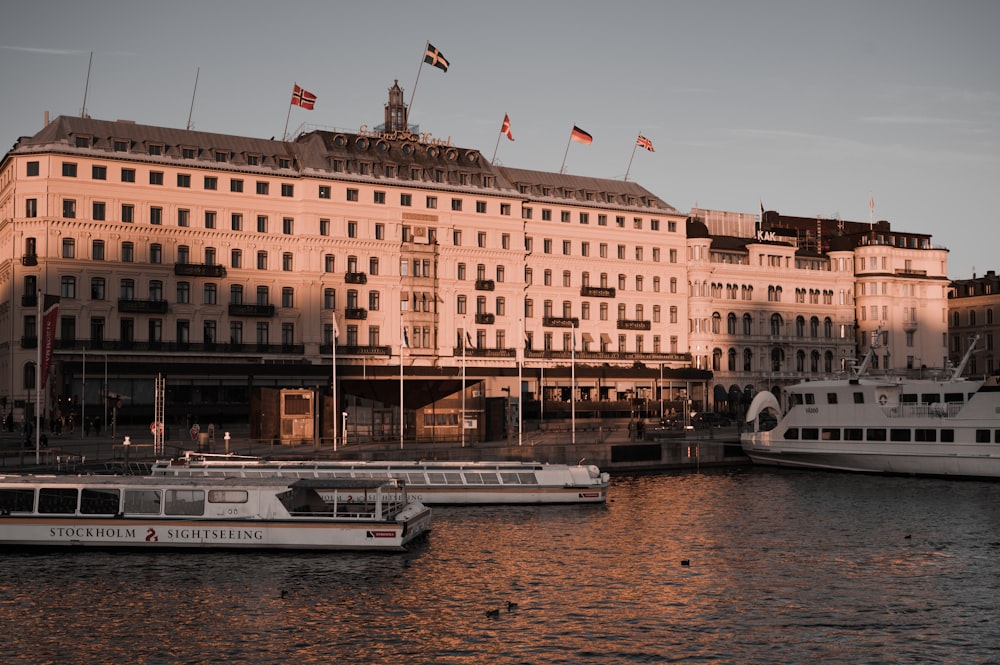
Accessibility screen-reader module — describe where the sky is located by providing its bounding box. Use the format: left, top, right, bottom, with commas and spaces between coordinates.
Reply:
1, 0, 998, 280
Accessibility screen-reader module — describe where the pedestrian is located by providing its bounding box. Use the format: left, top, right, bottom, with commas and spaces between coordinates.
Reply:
84, 418, 91, 437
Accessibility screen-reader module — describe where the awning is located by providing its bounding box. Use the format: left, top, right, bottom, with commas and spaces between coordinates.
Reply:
600, 333, 612, 344
581, 332, 594, 343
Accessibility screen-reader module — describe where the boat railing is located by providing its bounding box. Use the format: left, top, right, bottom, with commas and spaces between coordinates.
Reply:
882, 403, 963, 419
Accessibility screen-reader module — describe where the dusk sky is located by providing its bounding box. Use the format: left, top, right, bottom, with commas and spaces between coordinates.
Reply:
2, 0, 997, 279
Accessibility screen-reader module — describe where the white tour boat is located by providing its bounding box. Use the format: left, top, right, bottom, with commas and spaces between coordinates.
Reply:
151, 456, 610, 504
0, 474, 431, 551
742, 331, 1000, 478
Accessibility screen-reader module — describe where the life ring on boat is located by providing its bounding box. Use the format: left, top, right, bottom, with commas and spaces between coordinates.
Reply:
878, 394, 888, 405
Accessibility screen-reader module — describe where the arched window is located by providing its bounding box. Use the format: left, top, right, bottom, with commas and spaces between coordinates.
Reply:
743, 314, 753, 336
811, 350, 821, 373
743, 348, 753, 372
810, 317, 820, 338
796, 349, 806, 372
712, 312, 722, 334
824, 317, 833, 338
770, 313, 783, 336
712, 348, 722, 371
728, 348, 737, 371
727, 313, 737, 335
771, 347, 784, 372
795, 316, 806, 337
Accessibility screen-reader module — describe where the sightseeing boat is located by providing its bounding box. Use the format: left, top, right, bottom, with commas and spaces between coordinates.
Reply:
151, 455, 610, 504
742, 331, 1000, 478
0, 474, 431, 551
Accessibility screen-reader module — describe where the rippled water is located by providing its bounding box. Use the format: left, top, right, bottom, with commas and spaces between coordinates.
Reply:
2, 469, 1000, 664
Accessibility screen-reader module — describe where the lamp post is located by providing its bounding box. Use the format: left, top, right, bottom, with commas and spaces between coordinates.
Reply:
342, 411, 348, 448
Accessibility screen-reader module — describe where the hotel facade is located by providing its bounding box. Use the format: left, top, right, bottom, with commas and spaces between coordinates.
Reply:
0, 87, 953, 441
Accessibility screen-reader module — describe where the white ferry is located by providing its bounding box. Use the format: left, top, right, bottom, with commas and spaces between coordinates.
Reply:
0, 474, 431, 551
151, 456, 610, 504
742, 331, 1000, 478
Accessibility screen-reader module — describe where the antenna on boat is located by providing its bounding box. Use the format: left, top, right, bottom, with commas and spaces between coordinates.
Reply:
950, 333, 981, 381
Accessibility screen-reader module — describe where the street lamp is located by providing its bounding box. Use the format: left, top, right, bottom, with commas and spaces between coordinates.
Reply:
341, 411, 348, 448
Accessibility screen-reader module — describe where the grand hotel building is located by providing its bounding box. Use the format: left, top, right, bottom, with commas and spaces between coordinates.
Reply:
0, 84, 951, 440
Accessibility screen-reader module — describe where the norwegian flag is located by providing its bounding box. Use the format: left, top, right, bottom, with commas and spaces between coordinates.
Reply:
500, 114, 514, 141
636, 134, 654, 152
291, 84, 317, 110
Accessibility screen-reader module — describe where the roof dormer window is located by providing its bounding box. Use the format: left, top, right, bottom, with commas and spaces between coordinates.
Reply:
247, 154, 261, 166
113, 139, 129, 152
147, 144, 163, 156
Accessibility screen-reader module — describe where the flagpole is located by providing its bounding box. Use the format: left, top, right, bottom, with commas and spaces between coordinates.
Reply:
186, 67, 200, 131
571, 324, 576, 446
461, 324, 466, 448
560, 131, 573, 174
282, 86, 294, 141
491, 130, 503, 163
331, 311, 337, 452
35, 288, 42, 463
400, 315, 405, 450
81, 51, 93, 117
408, 42, 428, 120
624, 141, 639, 181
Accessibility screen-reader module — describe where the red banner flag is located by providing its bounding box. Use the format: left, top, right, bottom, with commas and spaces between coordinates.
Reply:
40, 294, 59, 389
501, 114, 514, 141
291, 84, 317, 110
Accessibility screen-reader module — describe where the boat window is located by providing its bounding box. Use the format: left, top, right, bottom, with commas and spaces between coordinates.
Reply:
826, 393, 838, 405
481, 473, 500, 485
901, 394, 918, 404
782, 428, 799, 440
941, 429, 955, 442
0, 488, 35, 513
976, 430, 991, 443
804, 394, 816, 405
445, 473, 464, 485
821, 428, 840, 441
403, 472, 426, 484
427, 472, 447, 484
890, 429, 911, 442
844, 428, 864, 440
208, 490, 248, 503
789, 394, 804, 407
866, 429, 887, 441
853, 392, 864, 404
38, 488, 78, 514
801, 428, 819, 440
921, 394, 940, 404
165, 489, 205, 516
500, 472, 537, 485
995, 431, 1000, 443
124, 489, 161, 514
944, 393, 965, 403
80, 488, 120, 515
914, 429, 937, 442
464, 473, 483, 485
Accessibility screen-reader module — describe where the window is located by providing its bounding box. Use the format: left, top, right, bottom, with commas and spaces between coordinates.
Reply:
319, 218, 330, 236
149, 171, 164, 185
205, 211, 216, 229
324, 254, 335, 273
121, 168, 135, 182
121, 204, 134, 223
205, 247, 217, 266
324, 288, 336, 309
346, 188, 359, 202
63, 199, 76, 218
150, 244, 162, 264
150, 207, 162, 225
177, 174, 191, 188
281, 183, 294, 197
229, 284, 243, 305
257, 215, 268, 233
121, 242, 134, 263
178, 209, 189, 227
92, 201, 106, 221
257, 251, 267, 270
347, 221, 357, 238
62, 162, 77, 177
60, 276, 77, 299
231, 249, 242, 268
27, 161, 39, 176
282, 253, 293, 271
91, 278, 106, 300
204, 283, 217, 305
230, 178, 243, 192
256, 181, 269, 195
374, 191, 386, 204
282, 287, 294, 308
92, 240, 105, 261
92, 165, 107, 180
204, 176, 217, 190
452, 198, 462, 211
26, 198, 37, 217
282, 218, 294, 234
319, 185, 331, 199
401, 193, 412, 206
177, 282, 190, 304
231, 213, 242, 231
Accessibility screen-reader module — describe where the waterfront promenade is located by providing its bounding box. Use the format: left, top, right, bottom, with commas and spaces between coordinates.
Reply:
0, 418, 748, 474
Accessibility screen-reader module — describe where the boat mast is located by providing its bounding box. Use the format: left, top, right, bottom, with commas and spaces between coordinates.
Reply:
950, 333, 980, 381
852, 326, 882, 378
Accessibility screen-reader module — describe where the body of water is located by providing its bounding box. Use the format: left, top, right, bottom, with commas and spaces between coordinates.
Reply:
2, 468, 999, 664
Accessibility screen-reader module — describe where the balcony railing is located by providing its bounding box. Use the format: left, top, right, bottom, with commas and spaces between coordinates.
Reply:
475, 313, 495, 324
118, 299, 169, 314
320, 344, 392, 356
617, 319, 651, 331
228, 303, 275, 317
345, 272, 368, 284
174, 263, 227, 278
21, 255, 38, 267
345, 308, 368, 320
475, 279, 495, 291
580, 286, 616, 298
22, 294, 37, 307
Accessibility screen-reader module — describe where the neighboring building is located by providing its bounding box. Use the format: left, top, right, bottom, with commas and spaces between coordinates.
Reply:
0, 85, 703, 440
948, 270, 1000, 376
689, 208, 950, 415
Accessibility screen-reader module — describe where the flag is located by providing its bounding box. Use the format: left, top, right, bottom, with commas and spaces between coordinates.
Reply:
403, 327, 410, 348
760, 199, 765, 214
466, 331, 476, 349
636, 134, 654, 152
501, 114, 514, 141
291, 84, 317, 110
570, 125, 593, 144
869, 193, 875, 211
332, 315, 339, 339
424, 43, 449, 71
40, 294, 59, 389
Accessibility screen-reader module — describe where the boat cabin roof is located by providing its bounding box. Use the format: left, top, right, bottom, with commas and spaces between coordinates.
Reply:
0, 474, 398, 491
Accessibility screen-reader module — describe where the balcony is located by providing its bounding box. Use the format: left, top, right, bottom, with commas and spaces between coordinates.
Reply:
345, 308, 368, 320
21, 254, 38, 267
21, 336, 37, 349
617, 319, 651, 331
580, 286, 616, 298
345, 272, 367, 285
22, 294, 37, 307
228, 303, 275, 317
543, 316, 579, 328
475, 313, 495, 325
174, 263, 227, 278
475, 279, 495, 291
321, 344, 392, 356
118, 299, 169, 314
